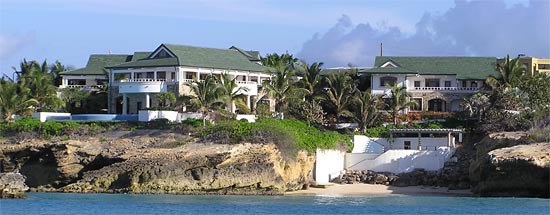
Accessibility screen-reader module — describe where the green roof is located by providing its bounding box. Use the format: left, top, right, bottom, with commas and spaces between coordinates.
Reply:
229, 46, 261, 62
109, 44, 267, 72
130, 52, 152, 61
361, 56, 498, 80
61, 55, 132, 75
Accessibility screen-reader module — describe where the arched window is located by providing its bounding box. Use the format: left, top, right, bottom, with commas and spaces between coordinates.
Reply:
380, 76, 397, 87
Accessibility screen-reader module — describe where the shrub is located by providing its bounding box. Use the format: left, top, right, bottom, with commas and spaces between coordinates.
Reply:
364, 125, 389, 138
200, 119, 351, 155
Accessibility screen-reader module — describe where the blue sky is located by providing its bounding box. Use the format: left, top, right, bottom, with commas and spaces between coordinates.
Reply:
1, 0, 548, 77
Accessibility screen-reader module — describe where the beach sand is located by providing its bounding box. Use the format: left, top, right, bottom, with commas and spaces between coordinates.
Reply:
286, 184, 472, 197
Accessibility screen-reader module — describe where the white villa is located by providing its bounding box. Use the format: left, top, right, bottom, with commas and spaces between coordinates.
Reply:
59, 54, 129, 90
105, 44, 272, 114
361, 56, 498, 112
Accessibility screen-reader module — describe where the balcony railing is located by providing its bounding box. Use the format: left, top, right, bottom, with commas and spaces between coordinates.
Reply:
59, 85, 104, 89
411, 87, 481, 92
119, 78, 175, 83
236, 81, 258, 85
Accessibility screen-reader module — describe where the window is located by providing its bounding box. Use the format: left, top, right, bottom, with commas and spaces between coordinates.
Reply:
462, 81, 467, 87
539, 64, 550, 69
404, 141, 411, 150
157, 72, 166, 81
380, 76, 397, 87
414, 81, 420, 88
444, 81, 451, 87
96, 79, 107, 85
410, 98, 422, 111
68, 79, 86, 85
146, 72, 154, 79
154, 49, 171, 59
171, 72, 176, 81
425, 79, 440, 87
471, 82, 478, 88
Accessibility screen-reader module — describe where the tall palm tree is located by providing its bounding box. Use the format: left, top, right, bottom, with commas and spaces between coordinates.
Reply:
156, 92, 176, 110
486, 55, 526, 89
353, 89, 383, 133
297, 61, 324, 102
385, 83, 418, 125
220, 73, 248, 113
185, 75, 225, 127
15, 59, 64, 111
261, 52, 298, 68
323, 71, 356, 123
0, 81, 38, 122
263, 64, 301, 117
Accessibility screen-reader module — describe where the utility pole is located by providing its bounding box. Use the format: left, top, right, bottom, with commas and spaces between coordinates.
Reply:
380, 43, 383, 56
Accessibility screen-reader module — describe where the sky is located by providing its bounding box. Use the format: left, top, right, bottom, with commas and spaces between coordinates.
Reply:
0, 0, 548, 78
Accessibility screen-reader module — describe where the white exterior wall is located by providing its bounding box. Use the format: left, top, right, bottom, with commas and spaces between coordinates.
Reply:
236, 114, 256, 122
345, 147, 454, 173
371, 74, 407, 95
32, 112, 71, 122
315, 149, 346, 184
138, 110, 178, 122
352, 135, 453, 151
60, 75, 106, 88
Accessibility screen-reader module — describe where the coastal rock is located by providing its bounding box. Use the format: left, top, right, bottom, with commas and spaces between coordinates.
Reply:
470, 137, 549, 198
62, 143, 314, 195
0, 172, 29, 199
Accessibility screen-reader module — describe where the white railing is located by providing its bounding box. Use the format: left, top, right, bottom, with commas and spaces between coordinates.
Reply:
412, 87, 480, 91
119, 79, 177, 83
236, 81, 258, 85
181, 79, 195, 83
60, 85, 104, 89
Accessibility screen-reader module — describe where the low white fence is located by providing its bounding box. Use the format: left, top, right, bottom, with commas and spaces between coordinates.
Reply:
32, 112, 71, 122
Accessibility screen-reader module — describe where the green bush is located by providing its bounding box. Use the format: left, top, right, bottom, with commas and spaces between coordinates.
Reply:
181, 118, 207, 128
201, 119, 351, 154
364, 126, 389, 138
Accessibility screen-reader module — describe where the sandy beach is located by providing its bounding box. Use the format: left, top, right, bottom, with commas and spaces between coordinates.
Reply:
286, 184, 472, 197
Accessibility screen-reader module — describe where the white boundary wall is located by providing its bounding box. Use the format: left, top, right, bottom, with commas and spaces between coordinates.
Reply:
236, 114, 256, 123
345, 147, 454, 173
32, 112, 71, 122
315, 149, 345, 185
138, 110, 178, 122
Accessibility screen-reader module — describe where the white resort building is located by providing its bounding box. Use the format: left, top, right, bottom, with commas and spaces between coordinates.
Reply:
105, 44, 271, 114
361, 56, 498, 112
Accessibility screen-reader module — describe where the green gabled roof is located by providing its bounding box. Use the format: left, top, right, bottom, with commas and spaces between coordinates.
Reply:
361, 56, 498, 80
229, 46, 262, 62
61, 54, 132, 75
109, 44, 267, 72
130, 52, 152, 61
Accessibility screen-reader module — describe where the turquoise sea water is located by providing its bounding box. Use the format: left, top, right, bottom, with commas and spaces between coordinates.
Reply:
1, 193, 549, 215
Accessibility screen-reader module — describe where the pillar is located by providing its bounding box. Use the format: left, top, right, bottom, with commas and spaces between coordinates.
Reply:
131, 72, 134, 80
447, 132, 451, 148
197, 71, 201, 81
122, 94, 128, 115
145, 94, 150, 109
418, 132, 422, 150
153, 72, 157, 81
247, 95, 251, 111
389, 132, 394, 150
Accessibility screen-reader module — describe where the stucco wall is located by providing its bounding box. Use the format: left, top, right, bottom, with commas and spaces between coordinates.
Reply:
345, 147, 454, 173
315, 149, 346, 184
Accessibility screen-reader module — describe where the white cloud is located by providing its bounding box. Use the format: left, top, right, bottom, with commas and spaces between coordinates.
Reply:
0, 32, 35, 60
297, 0, 550, 67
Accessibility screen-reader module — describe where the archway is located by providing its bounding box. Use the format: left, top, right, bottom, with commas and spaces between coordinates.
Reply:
428, 98, 446, 112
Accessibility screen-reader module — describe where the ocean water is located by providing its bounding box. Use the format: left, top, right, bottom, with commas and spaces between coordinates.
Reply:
1, 193, 548, 215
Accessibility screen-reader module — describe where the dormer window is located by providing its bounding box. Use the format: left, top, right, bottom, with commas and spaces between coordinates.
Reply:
380, 60, 399, 68
155, 50, 171, 58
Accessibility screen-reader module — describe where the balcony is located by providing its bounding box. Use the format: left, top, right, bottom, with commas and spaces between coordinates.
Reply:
410, 87, 481, 92
118, 79, 168, 93
59, 85, 104, 90
235, 81, 258, 95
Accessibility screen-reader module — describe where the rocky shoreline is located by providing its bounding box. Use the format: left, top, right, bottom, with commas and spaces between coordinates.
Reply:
0, 172, 28, 199
0, 130, 548, 198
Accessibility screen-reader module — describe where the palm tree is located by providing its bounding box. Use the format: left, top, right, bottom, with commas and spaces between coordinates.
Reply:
15, 59, 64, 111
0, 81, 38, 122
185, 75, 225, 127
261, 52, 298, 68
297, 61, 324, 102
156, 92, 176, 110
486, 55, 526, 89
353, 89, 383, 133
323, 71, 356, 123
463, 93, 490, 122
220, 73, 248, 113
385, 83, 418, 125
263, 64, 301, 117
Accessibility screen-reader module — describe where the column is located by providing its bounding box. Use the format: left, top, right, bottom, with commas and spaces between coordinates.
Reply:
418, 132, 422, 150
153, 72, 157, 81
247, 96, 251, 111
145, 94, 150, 109
197, 70, 201, 81
122, 94, 128, 115
131, 72, 135, 80
447, 132, 451, 148
389, 132, 393, 150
